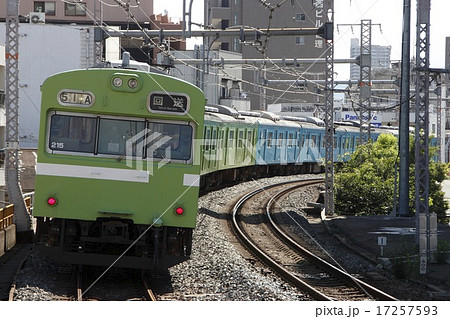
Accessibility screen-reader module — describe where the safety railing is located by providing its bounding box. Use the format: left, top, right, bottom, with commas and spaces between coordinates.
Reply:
0, 204, 14, 231
0, 193, 34, 231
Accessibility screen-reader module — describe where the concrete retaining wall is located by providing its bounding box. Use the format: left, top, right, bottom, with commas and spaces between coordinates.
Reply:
0, 225, 16, 257
4, 224, 16, 251
0, 229, 4, 257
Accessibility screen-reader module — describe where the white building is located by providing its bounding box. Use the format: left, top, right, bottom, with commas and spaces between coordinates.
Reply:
158, 47, 251, 111
0, 22, 97, 148
350, 38, 392, 80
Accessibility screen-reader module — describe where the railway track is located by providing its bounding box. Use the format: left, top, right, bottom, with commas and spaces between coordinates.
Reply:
76, 267, 157, 301
230, 179, 397, 301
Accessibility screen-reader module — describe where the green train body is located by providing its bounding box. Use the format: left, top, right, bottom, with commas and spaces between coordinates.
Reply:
34, 68, 205, 269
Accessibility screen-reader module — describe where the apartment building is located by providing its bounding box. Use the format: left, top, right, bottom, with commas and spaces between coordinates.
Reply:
349, 38, 392, 80
205, 0, 332, 110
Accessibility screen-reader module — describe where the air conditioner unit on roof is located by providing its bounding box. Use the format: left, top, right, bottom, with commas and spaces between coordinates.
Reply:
29, 12, 45, 24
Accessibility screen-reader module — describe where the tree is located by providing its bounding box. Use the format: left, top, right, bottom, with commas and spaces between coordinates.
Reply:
334, 133, 449, 224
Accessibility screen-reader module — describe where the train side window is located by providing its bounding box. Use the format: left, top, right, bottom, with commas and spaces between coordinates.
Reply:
288, 133, 293, 147
211, 129, 217, 151
267, 132, 273, 147
278, 133, 283, 147
333, 136, 337, 148
48, 114, 97, 153
146, 121, 193, 161
205, 128, 211, 151
311, 135, 316, 147
238, 130, 244, 148
247, 130, 253, 148
229, 130, 235, 148
97, 118, 145, 156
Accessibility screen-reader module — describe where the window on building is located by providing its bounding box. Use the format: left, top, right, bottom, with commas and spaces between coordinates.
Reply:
65, 2, 86, 16
34, 1, 56, 15
295, 13, 306, 22
222, 0, 230, 7
221, 19, 229, 30
295, 36, 306, 45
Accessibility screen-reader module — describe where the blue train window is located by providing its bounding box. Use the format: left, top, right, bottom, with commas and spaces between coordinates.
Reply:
267, 132, 273, 147
311, 135, 316, 147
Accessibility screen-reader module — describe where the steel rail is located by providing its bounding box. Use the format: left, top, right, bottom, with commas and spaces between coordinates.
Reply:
266, 185, 398, 301
230, 179, 332, 301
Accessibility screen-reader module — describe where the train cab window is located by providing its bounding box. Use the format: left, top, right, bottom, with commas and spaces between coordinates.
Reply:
146, 122, 193, 161
48, 114, 96, 153
97, 118, 145, 156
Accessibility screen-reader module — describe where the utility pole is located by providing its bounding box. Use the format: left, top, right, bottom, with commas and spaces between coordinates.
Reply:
358, 19, 372, 143
337, 20, 381, 144
398, 0, 411, 218
323, 0, 334, 215
414, 0, 435, 273
5, 0, 32, 233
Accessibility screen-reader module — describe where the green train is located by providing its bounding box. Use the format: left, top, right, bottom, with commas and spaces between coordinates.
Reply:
34, 64, 407, 270
34, 67, 206, 269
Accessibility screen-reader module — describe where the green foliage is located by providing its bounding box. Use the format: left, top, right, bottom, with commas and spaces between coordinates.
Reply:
386, 241, 419, 279
434, 240, 450, 264
335, 133, 450, 223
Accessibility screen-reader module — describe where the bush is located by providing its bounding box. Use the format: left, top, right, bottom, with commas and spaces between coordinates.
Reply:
434, 240, 450, 264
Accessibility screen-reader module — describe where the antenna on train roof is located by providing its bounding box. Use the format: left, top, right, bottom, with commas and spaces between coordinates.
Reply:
122, 52, 131, 68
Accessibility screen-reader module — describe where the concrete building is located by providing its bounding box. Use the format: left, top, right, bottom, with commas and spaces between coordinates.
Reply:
0, 23, 97, 148
204, 0, 330, 110
160, 47, 250, 110
0, 1, 183, 63
0, 0, 153, 25
349, 38, 392, 80
0, 1, 185, 149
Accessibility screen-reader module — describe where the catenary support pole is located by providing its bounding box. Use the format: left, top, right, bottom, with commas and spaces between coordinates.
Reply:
5, 0, 32, 232
398, 0, 411, 217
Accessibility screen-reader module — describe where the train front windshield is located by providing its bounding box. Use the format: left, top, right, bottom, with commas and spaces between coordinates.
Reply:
48, 113, 194, 162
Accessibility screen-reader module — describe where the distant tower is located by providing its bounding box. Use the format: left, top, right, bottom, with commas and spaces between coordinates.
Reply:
349, 38, 391, 80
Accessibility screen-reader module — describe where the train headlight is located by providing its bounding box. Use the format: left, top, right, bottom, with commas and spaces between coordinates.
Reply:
128, 78, 138, 89
112, 77, 123, 87
47, 196, 58, 206
175, 207, 184, 215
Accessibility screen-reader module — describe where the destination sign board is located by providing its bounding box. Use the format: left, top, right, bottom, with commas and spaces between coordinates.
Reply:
58, 90, 94, 107
148, 93, 189, 114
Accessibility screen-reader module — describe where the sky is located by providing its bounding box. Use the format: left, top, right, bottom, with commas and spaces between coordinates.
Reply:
153, 0, 450, 81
